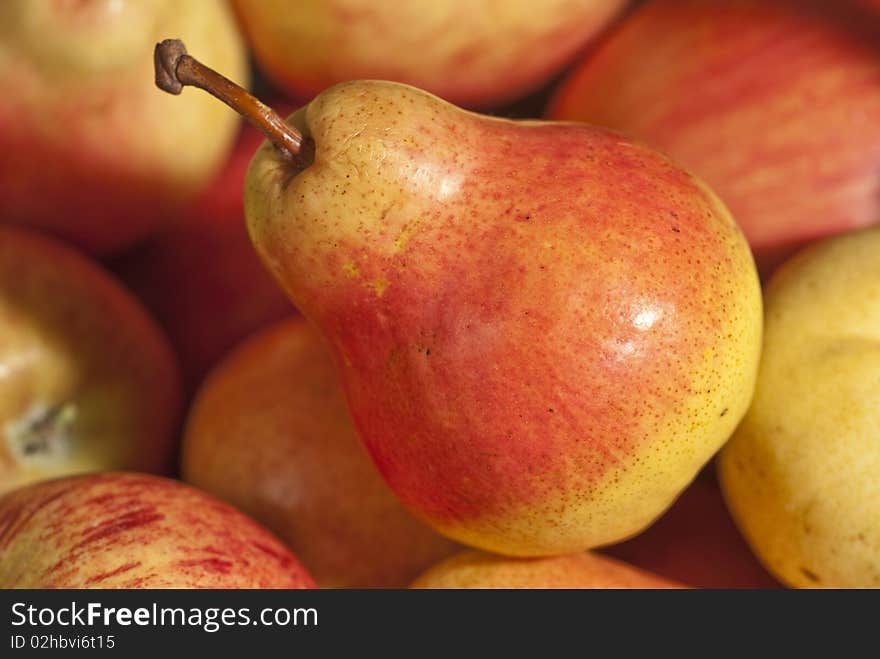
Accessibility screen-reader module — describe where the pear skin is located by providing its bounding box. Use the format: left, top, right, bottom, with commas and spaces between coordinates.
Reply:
244, 80, 762, 556
719, 226, 880, 588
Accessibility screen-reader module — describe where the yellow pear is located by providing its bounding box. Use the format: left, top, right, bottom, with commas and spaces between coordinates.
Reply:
719, 226, 880, 588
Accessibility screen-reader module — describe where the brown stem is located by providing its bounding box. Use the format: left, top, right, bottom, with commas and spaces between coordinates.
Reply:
154, 38, 305, 160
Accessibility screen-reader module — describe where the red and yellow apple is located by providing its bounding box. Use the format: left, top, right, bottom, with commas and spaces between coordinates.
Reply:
182, 317, 459, 588
232, 0, 629, 108
0, 0, 248, 254
0, 472, 315, 588
549, 0, 880, 274
0, 226, 181, 495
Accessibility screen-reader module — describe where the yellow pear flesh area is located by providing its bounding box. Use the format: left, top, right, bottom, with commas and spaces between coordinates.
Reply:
719, 226, 880, 588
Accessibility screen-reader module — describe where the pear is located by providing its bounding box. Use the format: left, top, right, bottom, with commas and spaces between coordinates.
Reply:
719, 226, 880, 588
155, 41, 762, 556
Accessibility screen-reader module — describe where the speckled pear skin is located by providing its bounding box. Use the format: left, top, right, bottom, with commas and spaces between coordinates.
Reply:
244, 80, 763, 556
719, 226, 880, 588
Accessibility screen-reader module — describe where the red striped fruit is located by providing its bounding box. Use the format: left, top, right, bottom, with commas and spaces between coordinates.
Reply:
0, 472, 315, 588
549, 0, 880, 275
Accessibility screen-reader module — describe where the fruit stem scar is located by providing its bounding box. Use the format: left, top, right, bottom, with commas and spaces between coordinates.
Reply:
7, 402, 78, 460
153, 38, 310, 162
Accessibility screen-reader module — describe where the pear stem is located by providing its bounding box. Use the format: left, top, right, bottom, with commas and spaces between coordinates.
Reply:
154, 38, 305, 160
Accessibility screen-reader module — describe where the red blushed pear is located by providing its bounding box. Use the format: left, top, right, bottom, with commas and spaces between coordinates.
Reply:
0, 0, 247, 254
0, 226, 181, 495
110, 109, 297, 394
232, 0, 629, 109
155, 41, 762, 556
0, 472, 315, 588
548, 0, 880, 276
181, 316, 459, 587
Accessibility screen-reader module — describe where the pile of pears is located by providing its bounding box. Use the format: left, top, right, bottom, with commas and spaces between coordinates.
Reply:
1, 0, 878, 590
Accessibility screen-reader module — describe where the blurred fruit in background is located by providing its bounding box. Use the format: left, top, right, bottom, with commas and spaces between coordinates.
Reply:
232, 0, 629, 108
719, 226, 880, 589
4, 0, 875, 591
110, 108, 296, 394
604, 471, 781, 589
0, 226, 181, 496
549, 0, 880, 276
411, 549, 682, 588
182, 317, 460, 588
0, 0, 248, 254
0, 472, 316, 588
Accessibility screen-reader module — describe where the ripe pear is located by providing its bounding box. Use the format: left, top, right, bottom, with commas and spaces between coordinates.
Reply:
719, 226, 880, 589
0, 0, 247, 254
155, 43, 762, 556
232, 0, 628, 108
411, 550, 682, 589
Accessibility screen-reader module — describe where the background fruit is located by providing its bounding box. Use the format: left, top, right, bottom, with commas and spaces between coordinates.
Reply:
0, 226, 180, 496
232, 0, 628, 107
0, 0, 248, 254
182, 317, 459, 588
549, 0, 880, 275
719, 226, 880, 588
110, 111, 295, 394
0, 472, 315, 588
411, 549, 682, 588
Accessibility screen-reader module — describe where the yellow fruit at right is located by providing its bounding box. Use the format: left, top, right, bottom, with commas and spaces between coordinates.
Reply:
719, 226, 880, 588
